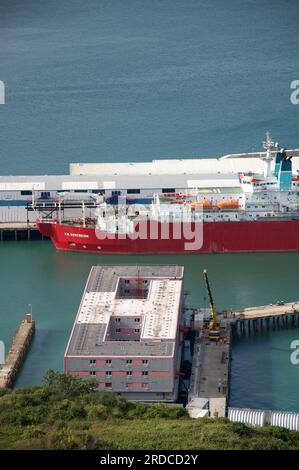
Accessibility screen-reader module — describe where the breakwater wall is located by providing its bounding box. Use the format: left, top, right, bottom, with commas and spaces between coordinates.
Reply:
0, 314, 35, 389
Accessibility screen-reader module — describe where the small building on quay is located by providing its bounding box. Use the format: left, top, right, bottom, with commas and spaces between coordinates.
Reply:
64, 264, 185, 401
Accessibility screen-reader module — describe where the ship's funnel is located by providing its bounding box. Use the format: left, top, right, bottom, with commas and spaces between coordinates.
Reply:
278, 158, 292, 190
274, 151, 283, 177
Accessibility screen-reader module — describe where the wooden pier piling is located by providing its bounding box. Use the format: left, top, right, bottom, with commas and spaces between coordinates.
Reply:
234, 301, 299, 336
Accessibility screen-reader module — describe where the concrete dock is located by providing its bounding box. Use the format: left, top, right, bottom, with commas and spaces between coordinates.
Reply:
187, 300, 299, 419
0, 314, 35, 389
0, 223, 44, 241
188, 311, 233, 418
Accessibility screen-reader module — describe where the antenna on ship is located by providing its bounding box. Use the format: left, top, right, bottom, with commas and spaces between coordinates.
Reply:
261, 131, 275, 178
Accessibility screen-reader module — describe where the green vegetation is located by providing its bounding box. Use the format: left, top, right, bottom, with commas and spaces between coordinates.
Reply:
0, 371, 298, 450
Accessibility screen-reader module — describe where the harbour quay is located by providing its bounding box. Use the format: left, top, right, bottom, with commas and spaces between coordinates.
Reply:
187, 309, 233, 418
187, 301, 299, 425
0, 222, 45, 241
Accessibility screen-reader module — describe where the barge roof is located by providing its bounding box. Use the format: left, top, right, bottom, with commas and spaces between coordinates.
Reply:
65, 265, 184, 359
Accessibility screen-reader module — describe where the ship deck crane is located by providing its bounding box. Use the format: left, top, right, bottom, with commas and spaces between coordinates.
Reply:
203, 269, 220, 341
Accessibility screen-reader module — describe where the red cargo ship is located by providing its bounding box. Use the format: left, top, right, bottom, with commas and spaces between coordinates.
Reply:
36, 134, 299, 254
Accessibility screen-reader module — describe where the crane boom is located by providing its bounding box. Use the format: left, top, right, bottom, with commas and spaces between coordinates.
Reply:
203, 269, 220, 340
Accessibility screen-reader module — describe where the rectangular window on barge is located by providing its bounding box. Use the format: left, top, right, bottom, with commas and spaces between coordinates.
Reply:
127, 189, 140, 194
92, 189, 105, 195
40, 191, 51, 199
21, 190, 32, 196
162, 188, 175, 193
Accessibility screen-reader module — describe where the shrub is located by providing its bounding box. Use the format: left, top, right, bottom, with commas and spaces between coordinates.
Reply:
263, 425, 293, 442
228, 421, 258, 437
43, 370, 97, 397
49, 399, 87, 422
86, 404, 109, 420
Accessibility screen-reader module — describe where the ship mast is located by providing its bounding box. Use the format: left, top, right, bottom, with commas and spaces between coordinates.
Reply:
261, 131, 275, 178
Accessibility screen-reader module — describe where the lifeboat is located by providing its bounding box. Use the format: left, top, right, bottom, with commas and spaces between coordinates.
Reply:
189, 200, 212, 210
216, 199, 239, 210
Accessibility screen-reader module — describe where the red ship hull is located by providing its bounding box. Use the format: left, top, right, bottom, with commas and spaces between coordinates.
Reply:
36, 219, 299, 254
